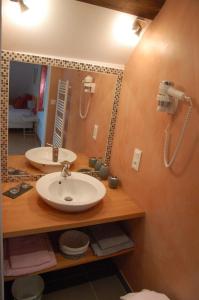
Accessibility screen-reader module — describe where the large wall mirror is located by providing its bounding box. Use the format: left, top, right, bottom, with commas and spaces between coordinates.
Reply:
1, 51, 123, 181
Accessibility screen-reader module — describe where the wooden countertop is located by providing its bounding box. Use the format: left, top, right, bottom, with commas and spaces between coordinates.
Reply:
3, 181, 144, 238
7, 153, 90, 176
8, 154, 42, 176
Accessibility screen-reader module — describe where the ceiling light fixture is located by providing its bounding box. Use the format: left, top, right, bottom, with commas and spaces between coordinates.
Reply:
10, 0, 29, 12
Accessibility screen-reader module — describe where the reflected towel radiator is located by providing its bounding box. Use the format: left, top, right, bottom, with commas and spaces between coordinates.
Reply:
53, 80, 69, 147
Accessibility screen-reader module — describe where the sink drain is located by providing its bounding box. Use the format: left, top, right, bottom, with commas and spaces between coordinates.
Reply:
64, 196, 73, 202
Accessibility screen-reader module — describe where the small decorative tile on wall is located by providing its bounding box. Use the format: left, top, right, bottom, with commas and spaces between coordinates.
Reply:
0, 50, 123, 181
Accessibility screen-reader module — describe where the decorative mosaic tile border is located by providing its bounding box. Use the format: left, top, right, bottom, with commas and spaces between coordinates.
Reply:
1, 50, 123, 181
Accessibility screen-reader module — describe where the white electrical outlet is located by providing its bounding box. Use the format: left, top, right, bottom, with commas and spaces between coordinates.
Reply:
92, 124, 99, 140
132, 148, 142, 171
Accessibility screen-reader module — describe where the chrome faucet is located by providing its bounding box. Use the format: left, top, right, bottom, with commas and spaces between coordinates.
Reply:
46, 143, 59, 162
61, 161, 71, 178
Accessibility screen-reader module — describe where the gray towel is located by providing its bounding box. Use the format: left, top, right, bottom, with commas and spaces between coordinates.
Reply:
90, 223, 131, 250
89, 223, 134, 256
91, 240, 134, 256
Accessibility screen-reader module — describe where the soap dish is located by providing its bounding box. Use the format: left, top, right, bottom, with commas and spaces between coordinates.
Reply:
8, 168, 28, 176
77, 168, 92, 174
3, 182, 33, 199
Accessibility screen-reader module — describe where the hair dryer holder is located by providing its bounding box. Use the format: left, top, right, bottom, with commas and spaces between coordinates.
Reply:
157, 81, 187, 114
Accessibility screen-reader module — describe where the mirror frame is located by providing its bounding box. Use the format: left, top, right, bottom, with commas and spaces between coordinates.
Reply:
1, 50, 123, 181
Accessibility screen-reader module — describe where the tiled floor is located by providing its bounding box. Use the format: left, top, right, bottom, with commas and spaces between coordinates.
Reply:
4, 259, 130, 300
8, 129, 41, 155
43, 275, 126, 300
91, 275, 126, 300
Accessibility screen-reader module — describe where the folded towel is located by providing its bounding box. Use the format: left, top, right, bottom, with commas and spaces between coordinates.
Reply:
90, 223, 132, 250
91, 239, 134, 256
4, 234, 57, 276
120, 290, 170, 300
9, 234, 51, 269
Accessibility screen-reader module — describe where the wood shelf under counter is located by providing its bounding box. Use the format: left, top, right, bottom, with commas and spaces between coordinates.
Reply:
2, 181, 145, 238
4, 245, 134, 282
3, 175, 143, 281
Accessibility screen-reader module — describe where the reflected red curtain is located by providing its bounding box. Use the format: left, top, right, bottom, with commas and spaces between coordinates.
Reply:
38, 65, 48, 111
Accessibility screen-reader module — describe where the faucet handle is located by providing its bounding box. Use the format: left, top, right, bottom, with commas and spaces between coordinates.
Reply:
46, 143, 59, 150
60, 160, 71, 177
46, 143, 53, 147
60, 160, 71, 168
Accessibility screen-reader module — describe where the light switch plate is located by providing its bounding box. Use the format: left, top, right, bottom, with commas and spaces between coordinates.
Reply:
92, 124, 99, 140
132, 148, 142, 171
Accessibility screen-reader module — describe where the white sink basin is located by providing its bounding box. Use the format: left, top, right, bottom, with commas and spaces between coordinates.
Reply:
25, 147, 77, 173
36, 172, 106, 212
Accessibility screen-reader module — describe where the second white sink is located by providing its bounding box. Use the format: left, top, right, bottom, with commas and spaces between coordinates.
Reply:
36, 172, 106, 212
25, 147, 77, 173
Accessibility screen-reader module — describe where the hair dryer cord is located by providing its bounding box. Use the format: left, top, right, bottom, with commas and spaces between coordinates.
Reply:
164, 97, 192, 167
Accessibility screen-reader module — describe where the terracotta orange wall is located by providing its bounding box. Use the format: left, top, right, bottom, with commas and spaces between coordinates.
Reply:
46, 66, 116, 158
111, 1, 199, 299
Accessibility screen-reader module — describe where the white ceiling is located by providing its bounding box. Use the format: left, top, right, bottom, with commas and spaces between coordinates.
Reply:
2, 0, 140, 67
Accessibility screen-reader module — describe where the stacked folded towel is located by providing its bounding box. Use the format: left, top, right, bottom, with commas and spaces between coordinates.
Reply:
120, 290, 170, 300
90, 223, 134, 256
4, 233, 57, 276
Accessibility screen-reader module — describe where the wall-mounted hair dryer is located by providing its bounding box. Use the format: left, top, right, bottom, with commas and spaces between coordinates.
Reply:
157, 80, 192, 168
157, 81, 189, 114
79, 75, 96, 119
82, 75, 96, 93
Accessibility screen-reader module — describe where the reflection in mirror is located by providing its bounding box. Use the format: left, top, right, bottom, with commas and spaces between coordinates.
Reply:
8, 61, 117, 176
8, 61, 43, 154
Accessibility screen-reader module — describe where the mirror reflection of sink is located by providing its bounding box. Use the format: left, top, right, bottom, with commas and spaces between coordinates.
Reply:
25, 147, 77, 173
36, 172, 106, 212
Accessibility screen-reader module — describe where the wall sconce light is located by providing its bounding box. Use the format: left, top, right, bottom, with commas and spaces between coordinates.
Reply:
6, 0, 48, 27
113, 14, 149, 47
10, 0, 29, 12
132, 18, 144, 36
